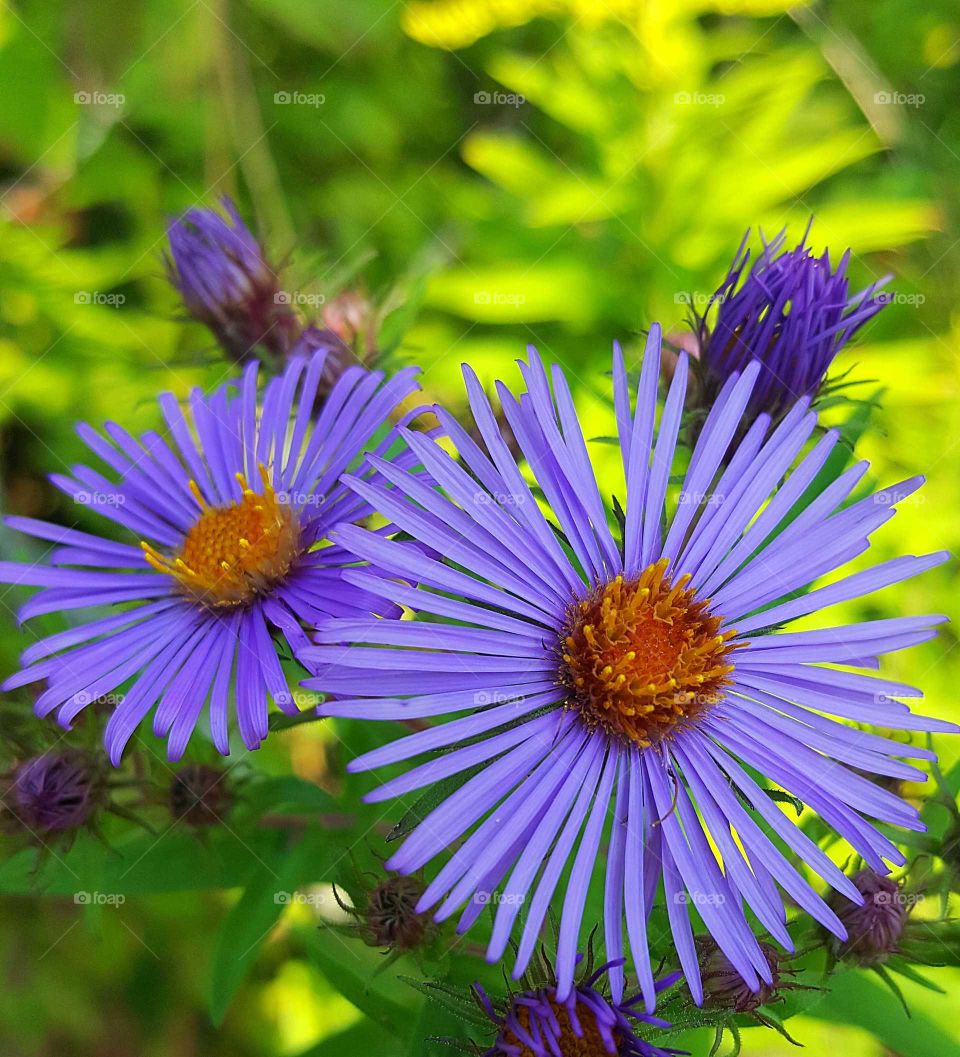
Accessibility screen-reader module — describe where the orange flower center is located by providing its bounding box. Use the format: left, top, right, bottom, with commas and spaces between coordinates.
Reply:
142, 466, 300, 608
561, 558, 736, 747
500, 998, 617, 1057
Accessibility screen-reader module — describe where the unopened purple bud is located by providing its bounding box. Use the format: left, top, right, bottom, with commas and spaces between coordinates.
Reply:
701, 227, 887, 421
290, 325, 360, 401
11, 750, 100, 832
167, 197, 298, 363
827, 870, 907, 966
699, 937, 781, 1012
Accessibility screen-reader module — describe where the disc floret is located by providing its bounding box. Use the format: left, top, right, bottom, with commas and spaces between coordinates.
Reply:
561, 558, 736, 747
143, 465, 300, 608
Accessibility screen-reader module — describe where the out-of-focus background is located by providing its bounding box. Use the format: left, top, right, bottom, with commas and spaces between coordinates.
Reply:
0, 1, 958, 1055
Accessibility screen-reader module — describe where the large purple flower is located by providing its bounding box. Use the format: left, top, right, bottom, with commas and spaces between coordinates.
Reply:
0, 351, 419, 762
699, 227, 887, 420
305, 326, 952, 1009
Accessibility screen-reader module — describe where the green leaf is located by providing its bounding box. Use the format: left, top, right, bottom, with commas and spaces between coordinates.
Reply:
290, 1018, 405, 1057
886, 957, 946, 994
403, 988, 477, 1056
763, 788, 805, 817
207, 828, 341, 1026
388, 765, 483, 843
804, 971, 960, 1057
304, 932, 418, 1039
248, 775, 337, 815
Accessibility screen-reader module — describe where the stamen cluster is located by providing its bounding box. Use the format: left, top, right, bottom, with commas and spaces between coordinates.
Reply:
143, 467, 300, 608
561, 559, 735, 747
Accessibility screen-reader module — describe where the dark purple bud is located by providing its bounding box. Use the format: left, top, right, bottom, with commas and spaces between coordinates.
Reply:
170, 763, 232, 827
166, 197, 299, 363
364, 875, 430, 951
11, 750, 101, 832
827, 869, 907, 966
698, 937, 781, 1012
289, 324, 361, 402
701, 226, 888, 421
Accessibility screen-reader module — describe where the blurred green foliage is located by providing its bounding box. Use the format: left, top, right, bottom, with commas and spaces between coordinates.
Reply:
0, 0, 959, 1055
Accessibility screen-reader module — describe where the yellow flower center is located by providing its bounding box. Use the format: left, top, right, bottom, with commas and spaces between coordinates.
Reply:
561, 558, 736, 747
142, 466, 300, 608
500, 998, 617, 1057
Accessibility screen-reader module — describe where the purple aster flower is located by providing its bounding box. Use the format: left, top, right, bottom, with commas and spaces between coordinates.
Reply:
305, 325, 953, 1009
10, 749, 102, 832
475, 957, 683, 1057
0, 351, 419, 762
167, 196, 299, 363
698, 226, 888, 420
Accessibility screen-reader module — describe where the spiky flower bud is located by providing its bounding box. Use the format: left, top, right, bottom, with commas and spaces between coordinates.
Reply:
10, 750, 101, 832
699, 227, 887, 421
363, 874, 430, 951
827, 870, 907, 966
170, 763, 232, 827
166, 197, 299, 363
290, 324, 361, 402
698, 937, 781, 1013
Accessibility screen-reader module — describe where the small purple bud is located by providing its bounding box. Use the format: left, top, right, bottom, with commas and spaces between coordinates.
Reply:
11, 750, 101, 832
290, 324, 360, 402
827, 870, 907, 966
698, 937, 781, 1012
167, 197, 299, 363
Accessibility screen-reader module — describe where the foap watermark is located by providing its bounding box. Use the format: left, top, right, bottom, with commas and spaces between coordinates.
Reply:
873, 692, 921, 706
474, 290, 526, 307
874, 90, 925, 108
74, 90, 125, 109
74, 691, 125, 706
75, 490, 125, 507
872, 490, 925, 507
876, 291, 926, 307
277, 491, 327, 509
472, 890, 524, 907
674, 91, 725, 108
474, 90, 525, 108
673, 890, 725, 906
274, 889, 326, 907
875, 889, 924, 908
275, 290, 326, 308
274, 90, 326, 107
74, 890, 126, 907
474, 690, 521, 706
677, 490, 725, 507
272, 689, 322, 710
672, 690, 721, 710
473, 490, 525, 507
75, 291, 125, 307
674, 291, 726, 308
